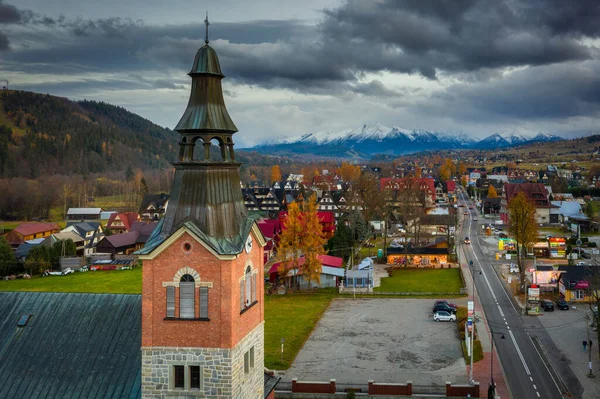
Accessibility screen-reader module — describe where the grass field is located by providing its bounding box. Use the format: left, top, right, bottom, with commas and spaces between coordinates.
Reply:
374, 268, 464, 294
0, 267, 142, 294
264, 292, 335, 370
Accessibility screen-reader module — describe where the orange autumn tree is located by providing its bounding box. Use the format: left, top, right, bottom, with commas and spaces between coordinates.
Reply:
277, 194, 327, 288
337, 162, 361, 182
487, 185, 498, 198
271, 165, 282, 183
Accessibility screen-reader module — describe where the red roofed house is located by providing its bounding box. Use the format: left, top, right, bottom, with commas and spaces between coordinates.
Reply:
257, 218, 282, 263
500, 183, 559, 225
268, 254, 344, 289
5, 223, 61, 249
105, 212, 139, 234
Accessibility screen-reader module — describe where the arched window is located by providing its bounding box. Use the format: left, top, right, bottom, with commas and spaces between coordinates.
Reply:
240, 265, 257, 312
180, 274, 195, 319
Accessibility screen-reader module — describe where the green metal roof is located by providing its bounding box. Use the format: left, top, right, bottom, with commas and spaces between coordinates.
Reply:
190, 44, 223, 76
174, 44, 238, 133
0, 292, 141, 399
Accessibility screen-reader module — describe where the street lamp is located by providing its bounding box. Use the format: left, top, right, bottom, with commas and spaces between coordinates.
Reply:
489, 329, 505, 399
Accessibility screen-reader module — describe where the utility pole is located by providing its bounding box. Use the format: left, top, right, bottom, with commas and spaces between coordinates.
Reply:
586, 313, 595, 378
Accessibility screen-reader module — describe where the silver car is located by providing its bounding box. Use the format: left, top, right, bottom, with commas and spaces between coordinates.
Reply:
433, 311, 456, 322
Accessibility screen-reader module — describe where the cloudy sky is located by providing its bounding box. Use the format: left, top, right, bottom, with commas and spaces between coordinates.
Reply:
1, 0, 599, 147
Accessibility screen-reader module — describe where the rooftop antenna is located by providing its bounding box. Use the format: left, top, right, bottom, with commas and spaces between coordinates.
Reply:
204, 11, 210, 44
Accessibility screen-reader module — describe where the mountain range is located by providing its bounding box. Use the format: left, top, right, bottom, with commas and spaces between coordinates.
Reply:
247, 123, 564, 158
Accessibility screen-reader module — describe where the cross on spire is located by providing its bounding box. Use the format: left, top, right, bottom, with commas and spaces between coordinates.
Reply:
204, 11, 210, 44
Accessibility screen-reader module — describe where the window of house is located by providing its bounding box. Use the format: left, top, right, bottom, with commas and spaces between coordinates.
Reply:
244, 351, 250, 374
190, 366, 201, 389
241, 266, 257, 312
575, 290, 585, 300
180, 274, 195, 319
174, 365, 185, 389
250, 346, 255, 368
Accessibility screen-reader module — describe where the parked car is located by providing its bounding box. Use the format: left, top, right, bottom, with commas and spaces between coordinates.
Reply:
434, 311, 456, 322
498, 233, 508, 238
434, 300, 457, 309
433, 304, 457, 314
472, 216, 478, 221
556, 299, 569, 310
463, 211, 469, 215
581, 252, 591, 259
540, 299, 555, 311
464, 237, 471, 244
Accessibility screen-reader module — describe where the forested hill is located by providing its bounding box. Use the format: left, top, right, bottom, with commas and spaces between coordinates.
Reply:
0, 90, 178, 178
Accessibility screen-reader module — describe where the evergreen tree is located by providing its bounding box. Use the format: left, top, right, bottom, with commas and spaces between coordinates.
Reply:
326, 215, 352, 260
125, 165, 135, 181
0, 237, 15, 275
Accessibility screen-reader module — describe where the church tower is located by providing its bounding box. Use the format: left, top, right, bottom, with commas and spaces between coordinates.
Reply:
138, 16, 266, 398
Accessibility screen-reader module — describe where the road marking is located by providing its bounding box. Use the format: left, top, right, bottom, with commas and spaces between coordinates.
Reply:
528, 334, 563, 396
533, 384, 537, 389
507, 330, 531, 374
536, 392, 540, 397
530, 377, 533, 382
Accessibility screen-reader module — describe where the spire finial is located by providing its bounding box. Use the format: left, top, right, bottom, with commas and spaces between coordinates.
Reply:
204, 11, 210, 44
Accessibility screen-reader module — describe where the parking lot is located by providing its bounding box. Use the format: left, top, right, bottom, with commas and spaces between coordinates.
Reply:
537, 304, 600, 399
280, 298, 468, 386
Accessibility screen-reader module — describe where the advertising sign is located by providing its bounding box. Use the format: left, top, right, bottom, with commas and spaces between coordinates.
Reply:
549, 237, 566, 258
467, 300, 474, 316
528, 285, 540, 315
498, 240, 504, 250
571, 280, 590, 289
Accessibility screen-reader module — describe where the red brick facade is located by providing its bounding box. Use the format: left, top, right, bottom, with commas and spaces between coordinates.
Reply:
142, 229, 264, 349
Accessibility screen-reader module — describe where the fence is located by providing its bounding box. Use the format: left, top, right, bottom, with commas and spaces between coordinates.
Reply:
278, 379, 478, 397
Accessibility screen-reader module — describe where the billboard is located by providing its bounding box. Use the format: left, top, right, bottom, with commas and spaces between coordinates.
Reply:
549, 237, 566, 258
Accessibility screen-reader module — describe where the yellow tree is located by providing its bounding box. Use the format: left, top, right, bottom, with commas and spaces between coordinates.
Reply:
277, 195, 327, 288
301, 194, 327, 284
277, 201, 303, 287
337, 162, 361, 182
271, 165, 282, 183
508, 192, 539, 293
487, 185, 498, 198
439, 158, 454, 182
461, 175, 468, 187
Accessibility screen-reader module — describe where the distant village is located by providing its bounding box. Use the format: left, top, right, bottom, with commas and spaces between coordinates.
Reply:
4, 158, 598, 285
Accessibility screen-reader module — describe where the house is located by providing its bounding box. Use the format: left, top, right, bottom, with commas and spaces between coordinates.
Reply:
344, 257, 374, 291
129, 221, 159, 251
268, 254, 344, 289
62, 221, 104, 256
551, 201, 587, 224
482, 197, 501, 216
380, 177, 436, 208
105, 212, 139, 234
138, 193, 169, 220
66, 207, 103, 221
4, 223, 61, 250
41, 231, 86, 256
386, 246, 449, 267
500, 183, 559, 225
257, 218, 281, 263
15, 238, 45, 262
278, 210, 336, 240
558, 267, 595, 302
95, 231, 140, 256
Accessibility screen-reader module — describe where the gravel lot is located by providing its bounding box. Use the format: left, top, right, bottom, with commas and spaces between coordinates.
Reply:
279, 298, 468, 387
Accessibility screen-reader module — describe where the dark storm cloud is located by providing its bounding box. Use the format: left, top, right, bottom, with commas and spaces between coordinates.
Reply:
0, 1, 21, 24
420, 61, 600, 122
2, 0, 600, 126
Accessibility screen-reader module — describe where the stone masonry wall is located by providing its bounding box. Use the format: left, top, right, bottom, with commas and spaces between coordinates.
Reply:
141, 346, 232, 398
231, 322, 264, 399
141, 322, 264, 399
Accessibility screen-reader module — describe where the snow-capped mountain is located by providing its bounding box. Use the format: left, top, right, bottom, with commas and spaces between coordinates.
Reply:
247, 123, 564, 158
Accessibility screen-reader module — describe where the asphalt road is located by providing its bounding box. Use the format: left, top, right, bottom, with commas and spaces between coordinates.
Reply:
457, 189, 567, 399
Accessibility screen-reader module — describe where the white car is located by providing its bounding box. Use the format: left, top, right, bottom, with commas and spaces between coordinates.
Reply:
434, 311, 456, 322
